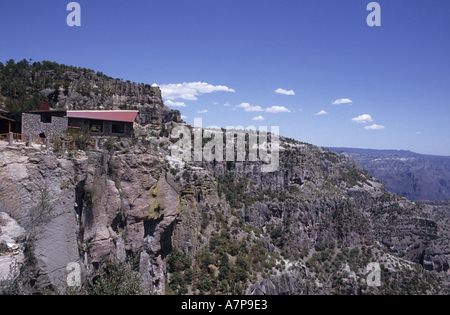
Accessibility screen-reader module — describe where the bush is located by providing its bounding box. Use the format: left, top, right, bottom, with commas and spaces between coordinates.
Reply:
315, 242, 327, 252
104, 137, 117, 151
201, 212, 210, 231
89, 255, 144, 295
182, 171, 190, 181
270, 226, 283, 239
217, 174, 249, 208
299, 246, 309, 259
167, 247, 192, 273
0, 241, 8, 253
184, 269, 193, 284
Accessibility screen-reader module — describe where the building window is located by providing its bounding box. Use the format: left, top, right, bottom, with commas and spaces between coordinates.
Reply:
89, 120, 103, 133
41, 115, 51, 123
112, 122, 125, 134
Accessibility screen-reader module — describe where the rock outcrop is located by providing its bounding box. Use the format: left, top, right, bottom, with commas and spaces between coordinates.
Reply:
1, 125, 450, 294
0, 212, 26, 281
7, 61, 450, 294
0, 146, 80, 289
246, 264, 309, 295
0, 143, 178, 293
45, 72, 182, 130
329, 147, 450, 201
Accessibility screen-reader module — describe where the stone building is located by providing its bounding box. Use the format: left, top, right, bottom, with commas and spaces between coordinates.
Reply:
22, 109, 138, 140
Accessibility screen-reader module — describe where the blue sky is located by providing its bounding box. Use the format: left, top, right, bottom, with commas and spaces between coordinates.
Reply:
1, 0, 450, 155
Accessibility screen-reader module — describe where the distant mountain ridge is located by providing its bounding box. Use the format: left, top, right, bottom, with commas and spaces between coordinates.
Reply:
327, 147, 450, 159
328, 147, 450, 201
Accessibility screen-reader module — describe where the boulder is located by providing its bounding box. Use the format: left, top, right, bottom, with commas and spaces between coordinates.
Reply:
0, 212, 26, 281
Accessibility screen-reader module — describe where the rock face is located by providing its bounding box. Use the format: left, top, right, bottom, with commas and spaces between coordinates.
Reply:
50, 73, 182, 130
40, 71, 165, 110
0, 144, 179, 293
200, 144, 379, 250
75, 148, 181, 294
132, 102, 181, 132
0, 212, 26, 281
328, 148, 450, 201
1, 131, 450, 294
9, 62, 450, 294
246, 265, 309, 295
0, 146, 80, 288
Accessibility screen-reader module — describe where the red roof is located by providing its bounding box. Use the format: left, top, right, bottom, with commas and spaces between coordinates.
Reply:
66, 110, 138, 123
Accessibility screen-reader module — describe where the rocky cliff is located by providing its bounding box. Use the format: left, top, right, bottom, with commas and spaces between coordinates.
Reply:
328, 147, 450, 201
40, 72, 182, 134
1, 61, 450, 295
1, 130, 450, 295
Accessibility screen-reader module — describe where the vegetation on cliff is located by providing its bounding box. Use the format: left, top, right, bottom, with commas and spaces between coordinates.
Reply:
1, 61, 450, 295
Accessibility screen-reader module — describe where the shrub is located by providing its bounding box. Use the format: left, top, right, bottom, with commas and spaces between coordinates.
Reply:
184, 269, 193, 285
314, 242, 327, 252
89, 255, 145, 295
270, 226, 283, 239
104, 137, 117, 151
167, 247, 192, 273
201, 212, 210, 231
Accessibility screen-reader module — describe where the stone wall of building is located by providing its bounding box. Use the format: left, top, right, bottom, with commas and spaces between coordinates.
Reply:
22, 113, 134, 140
22, 113, 68, 140
100, 121, 133, 138
69, 118, 133, 138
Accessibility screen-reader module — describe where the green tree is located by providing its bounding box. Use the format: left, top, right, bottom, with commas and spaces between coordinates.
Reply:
29, 92, 48, 110
184, 268, 193, 284
70, 122, 92, 150
90, 255, 145, 295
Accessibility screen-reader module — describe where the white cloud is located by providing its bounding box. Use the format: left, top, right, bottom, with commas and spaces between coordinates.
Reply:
197, 110, 208, 114
236, 103, 265, 112
266, 106, 291, 113
159, 82, 235, 100
332, 98, 353, 105
275, 88, 295, 96
364, 124, 385, 130
224, 102, 232, 107
351, 114, 373, 124
315, 110, 329, 115
165, 100, 187, 107
252, 116, 265, 121
181, 115, 187, 119
416, 132, 421, 135
234, 103, 291, 113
